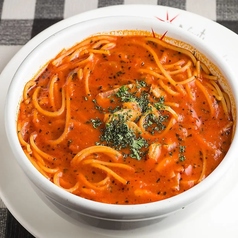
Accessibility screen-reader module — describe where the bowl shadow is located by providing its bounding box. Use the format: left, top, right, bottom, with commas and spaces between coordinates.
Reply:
41, 193, 203, 232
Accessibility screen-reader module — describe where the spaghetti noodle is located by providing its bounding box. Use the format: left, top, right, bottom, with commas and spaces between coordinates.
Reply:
17, 31, 233, 205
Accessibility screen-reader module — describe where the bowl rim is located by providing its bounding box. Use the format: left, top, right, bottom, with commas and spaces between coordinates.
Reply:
4, 15, 238, 220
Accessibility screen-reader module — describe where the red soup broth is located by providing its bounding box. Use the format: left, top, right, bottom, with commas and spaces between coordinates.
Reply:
17, 33, 233, 204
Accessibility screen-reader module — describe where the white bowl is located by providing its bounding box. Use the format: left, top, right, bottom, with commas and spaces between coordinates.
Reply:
4, 15, 238, 223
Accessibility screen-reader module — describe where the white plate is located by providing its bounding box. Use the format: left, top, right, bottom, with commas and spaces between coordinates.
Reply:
1, 5, 238, 238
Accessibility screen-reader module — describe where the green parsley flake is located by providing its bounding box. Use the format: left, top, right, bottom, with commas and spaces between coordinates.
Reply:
115, 85, 136, 103
179, 145, 186, 153
115, 84, 150, 113
100, 114, 148, 160
90, 118, 102, 128
154, 96, 166, 110
178, 145, 186, 161
179, 155, 186, 162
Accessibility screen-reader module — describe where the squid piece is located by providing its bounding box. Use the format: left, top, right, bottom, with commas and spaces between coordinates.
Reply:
147, 143, 162, 162
150, 84, 166, 98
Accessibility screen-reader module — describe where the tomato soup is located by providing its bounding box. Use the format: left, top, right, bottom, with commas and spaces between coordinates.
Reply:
17, 32, 233, 204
